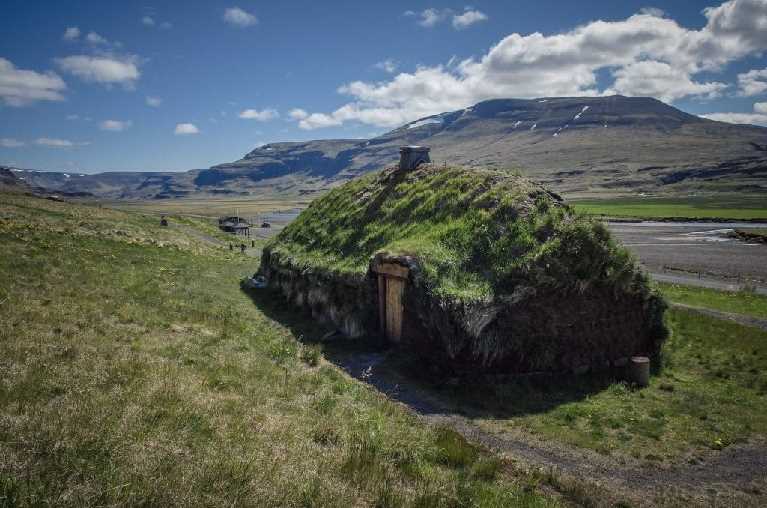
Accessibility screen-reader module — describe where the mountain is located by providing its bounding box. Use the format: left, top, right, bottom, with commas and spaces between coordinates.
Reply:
7, 96, 767, 200
196, 95, 767, 196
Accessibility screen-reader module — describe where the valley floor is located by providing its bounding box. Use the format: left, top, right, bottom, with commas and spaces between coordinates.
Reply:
2, 193, 766, 507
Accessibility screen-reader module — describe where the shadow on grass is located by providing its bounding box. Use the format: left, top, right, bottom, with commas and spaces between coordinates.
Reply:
242, 285, 620, 419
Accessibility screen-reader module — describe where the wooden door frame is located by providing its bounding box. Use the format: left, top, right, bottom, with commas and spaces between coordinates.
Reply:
373, 262, 409, 342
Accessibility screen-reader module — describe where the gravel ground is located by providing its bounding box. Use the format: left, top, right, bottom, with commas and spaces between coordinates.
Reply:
608, 221, 767, 292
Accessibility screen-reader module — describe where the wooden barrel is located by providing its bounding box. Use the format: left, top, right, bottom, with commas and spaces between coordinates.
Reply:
629, 356, 650, 387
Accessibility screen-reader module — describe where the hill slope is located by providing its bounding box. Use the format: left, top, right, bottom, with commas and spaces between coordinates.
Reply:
13, 96, 767, 199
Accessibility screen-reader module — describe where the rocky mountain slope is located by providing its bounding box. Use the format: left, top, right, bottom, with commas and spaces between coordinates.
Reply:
9, 96, 767, 199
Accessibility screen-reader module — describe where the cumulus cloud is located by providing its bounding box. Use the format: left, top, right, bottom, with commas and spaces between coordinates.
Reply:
142, 16, 155, 26
298, 0, 767, 129
606, 61, 726, 102
700, 100, 767, 126
238, 108, 279, 121
738, 67, 767, 96
638, 7, 665, 17
174, 123, 199, 135
223, 7, 258, 27
452, 9, 488, 29
146, 96, 162, 107
99, 119, 132, 131
0, 57, 66, 106
0, 138, 24, 148
700, 112, 767, 125
374, 59, 398, 73
34, 137, 88, 147
55, 54, 140, 87
63, 27, 80, 40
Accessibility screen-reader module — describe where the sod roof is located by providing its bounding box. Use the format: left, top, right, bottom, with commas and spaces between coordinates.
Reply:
266, 164, 649, 303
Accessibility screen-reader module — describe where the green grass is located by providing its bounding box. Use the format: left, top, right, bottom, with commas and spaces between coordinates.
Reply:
104, 196, 308, 218
659, 283, 767, 319
451, 309, 767, 461
269, 165, 651, 303
0, 193, 553, 507
572, 196, 767, 220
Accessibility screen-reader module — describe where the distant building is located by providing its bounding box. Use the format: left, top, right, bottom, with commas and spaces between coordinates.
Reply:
218, 216, 251, 236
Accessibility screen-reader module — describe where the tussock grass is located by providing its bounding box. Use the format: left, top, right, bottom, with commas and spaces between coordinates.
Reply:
0, 193, 555, 507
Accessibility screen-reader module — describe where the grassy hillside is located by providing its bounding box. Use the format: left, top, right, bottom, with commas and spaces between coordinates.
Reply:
0, 193, 551, 507
269, 165, 647, 303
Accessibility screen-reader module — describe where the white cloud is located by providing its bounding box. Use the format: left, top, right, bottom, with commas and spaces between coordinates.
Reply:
298, 1, 767, 129
142, 16, 155, 26
146, 96, 162, 107
85, 31, 108, 45
0, 138, 24, 148
66, 114, 79, 120
160, 21, 173, 29
34, 138, 88, 147
700, 100, 767, 126
289, 108, 308, 120
411, 8, 451, 27
55, 54, 140, 87
238, 108, 279, 121
638, 7, 665, 17
100, 119, 132, 131
738, 67, 767, 96
374, 59, 398, 73
63, 27, 80, 40
223, 7, 258, 27
606, 61, 726, 102
174, 123, 199, 135
298, 112, 344, 130
452, 9, 488, 29
0, 57, 66, 106
700, 112, 767, 125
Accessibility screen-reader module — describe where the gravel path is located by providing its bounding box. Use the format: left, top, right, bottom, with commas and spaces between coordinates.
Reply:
331, 349, 767, 506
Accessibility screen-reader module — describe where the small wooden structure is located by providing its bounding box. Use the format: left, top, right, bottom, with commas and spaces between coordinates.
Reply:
373, 262, 409, 342
218, 216, 251, 236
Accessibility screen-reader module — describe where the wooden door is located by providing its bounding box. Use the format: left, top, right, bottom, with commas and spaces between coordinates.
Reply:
374, 263, 409, 343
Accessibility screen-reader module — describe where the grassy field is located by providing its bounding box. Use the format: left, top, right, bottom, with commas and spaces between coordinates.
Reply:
659, 283, 767, 319
571, 195, 767, 220
2, 192, 766, 506
455, 309, 767, 461
103, 196, 309, 219
0, 193, 551, 507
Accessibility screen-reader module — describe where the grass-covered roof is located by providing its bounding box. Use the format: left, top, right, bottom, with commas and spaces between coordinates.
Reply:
266, 164, 648, 303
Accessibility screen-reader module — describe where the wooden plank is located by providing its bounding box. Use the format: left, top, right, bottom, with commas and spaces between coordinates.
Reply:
377, 274, 386, 334
385, 277, 404, 342
374, 263, 409, 279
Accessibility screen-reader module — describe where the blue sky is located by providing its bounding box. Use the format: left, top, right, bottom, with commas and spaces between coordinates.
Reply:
2, 0, 767, 173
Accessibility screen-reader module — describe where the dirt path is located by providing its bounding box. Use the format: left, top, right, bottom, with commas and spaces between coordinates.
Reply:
330, 349, 767, 506
670, 302, 767, 331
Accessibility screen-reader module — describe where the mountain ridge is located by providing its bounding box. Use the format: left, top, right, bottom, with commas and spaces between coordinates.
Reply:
6, 95, 767, 199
